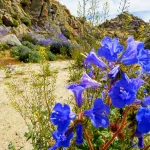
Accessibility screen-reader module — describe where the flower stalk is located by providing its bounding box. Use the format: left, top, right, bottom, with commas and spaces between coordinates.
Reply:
102, 105, 138, 150
84, 128, 94, 150
143, 145, 150, 150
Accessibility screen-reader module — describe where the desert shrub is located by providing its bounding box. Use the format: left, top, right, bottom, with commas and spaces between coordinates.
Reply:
7, 62, 57, 149
21, 17, 31, 26
12, 19, 19, 27
22, 34, 36, 44
29, 51, 42, 63
22, 41, 35, 49
11, 45, 30, 57
11, 45, 41, 63
18, 47, 31, 62
32, 45, 41, 51
0, 43, 10, 51
50, 41, 72, 57
45, 50, 56, 61
12, 13, 19, 20
0, 18, 2, 25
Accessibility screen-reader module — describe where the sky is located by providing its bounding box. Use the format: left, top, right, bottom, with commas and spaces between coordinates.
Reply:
59, 0, 150, 22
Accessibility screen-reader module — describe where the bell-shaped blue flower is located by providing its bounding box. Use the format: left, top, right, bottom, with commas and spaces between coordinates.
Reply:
120, 37, 141, 65
136, 107, 150, 134
109, 73, 144, 108
121, 37, 150, 72
67, 84, 86, 107
50, 103, 76, 132
137, 47, 150, 72
80, 72, 101, 88
98, 36, 124, 62
84, 98, 110, 128
84, 49, 107, 69
75, 123, 84, 145
108, 65, 120, 79
49, 130, 74, 150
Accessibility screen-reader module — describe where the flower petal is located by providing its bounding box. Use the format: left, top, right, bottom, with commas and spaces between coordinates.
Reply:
143, 96, 150, 105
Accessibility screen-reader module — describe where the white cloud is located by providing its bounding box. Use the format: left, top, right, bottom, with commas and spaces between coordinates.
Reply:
58, 0, 150, 22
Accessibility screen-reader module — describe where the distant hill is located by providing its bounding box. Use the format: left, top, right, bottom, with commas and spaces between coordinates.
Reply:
0, 0, 149, 47
99, 12, 149, 31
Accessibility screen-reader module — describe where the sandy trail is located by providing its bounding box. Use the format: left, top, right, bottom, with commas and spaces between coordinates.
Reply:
0, 61, 72, 150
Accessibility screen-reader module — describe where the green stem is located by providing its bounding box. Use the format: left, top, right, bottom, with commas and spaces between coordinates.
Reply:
102, 105, 138, 150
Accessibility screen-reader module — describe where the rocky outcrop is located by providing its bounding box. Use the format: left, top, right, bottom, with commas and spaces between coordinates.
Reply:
99, 12, 148, 31
0, 34, 22, 46
0, 0, 85, 38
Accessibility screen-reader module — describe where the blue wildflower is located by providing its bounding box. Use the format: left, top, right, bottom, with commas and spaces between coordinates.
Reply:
38, 38, 53, 46
84, 49, 107, 69
109, 73, 144, 108
120, 37, 141, 65
49, 130, 74, 150
137, 47, 150, 72
108, 65, 120, 80
57, 33, 68, 42
136, 107, 150, 134
121, 37, 150, 72
98, 36, 124, 62
76, 123, 84, 145
88, 70, 94, 78
135, 128, 144, 149
83, 62, 94, 77
84, 98, 110, 128
80, 72, 101, 88
67, 84, 86, 107
50, 103, 76, 132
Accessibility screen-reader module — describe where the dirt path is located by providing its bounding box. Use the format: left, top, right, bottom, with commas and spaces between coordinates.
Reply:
0, 61, 72, 150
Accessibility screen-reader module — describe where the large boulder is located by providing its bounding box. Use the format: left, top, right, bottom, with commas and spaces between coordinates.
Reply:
0, 34, 22, 46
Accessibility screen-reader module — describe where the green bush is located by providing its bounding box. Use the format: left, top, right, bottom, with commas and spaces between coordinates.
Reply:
0, 18, 2, 25
22, 34, 36, 44
22, 41, 35, 49
11, 45, 30, 57
29, 51, 42, 63
0, 43, 10, 51
19, 47, 30, 62
11, 45, 41, 63
13, 19, 19, 27
50, 41, 72, 57
33, 45, 41, 51
21, 17, 31, 26
46, 50, 56, 61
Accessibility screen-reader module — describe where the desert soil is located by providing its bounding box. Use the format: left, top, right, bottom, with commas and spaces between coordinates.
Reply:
0, 60, 72, 150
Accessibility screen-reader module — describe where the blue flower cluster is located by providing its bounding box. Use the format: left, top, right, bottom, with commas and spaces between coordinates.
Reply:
50, 103, 75, 149
49, 36, 150, 149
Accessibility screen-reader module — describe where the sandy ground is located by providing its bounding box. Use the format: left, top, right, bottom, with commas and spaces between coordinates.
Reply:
0, 61, 72, 150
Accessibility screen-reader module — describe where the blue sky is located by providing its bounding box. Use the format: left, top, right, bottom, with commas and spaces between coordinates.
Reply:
59, 0, 150, 22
